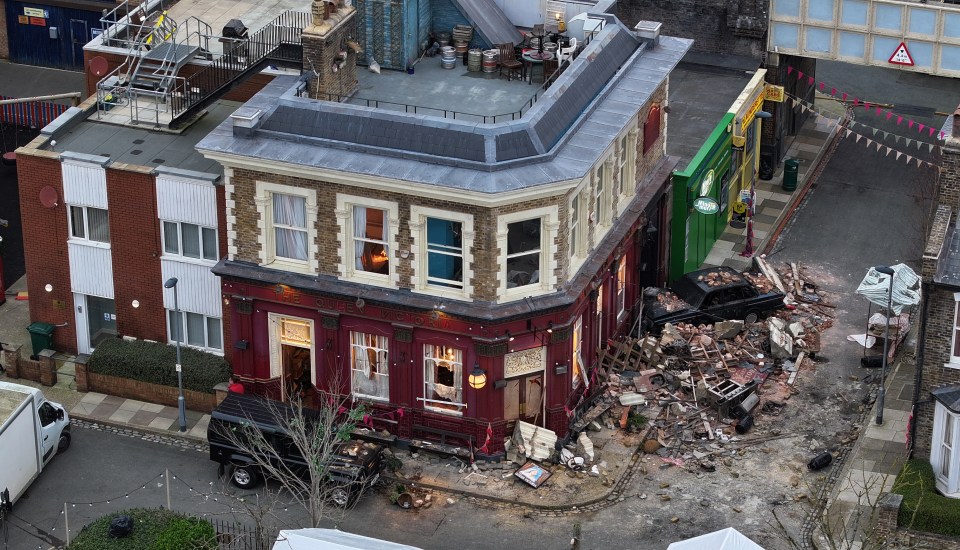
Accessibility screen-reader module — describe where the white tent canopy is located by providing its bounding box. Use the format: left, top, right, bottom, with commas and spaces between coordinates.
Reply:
667, 527, 766, 550
272, 529, 424, 550
855, 263, 921, 315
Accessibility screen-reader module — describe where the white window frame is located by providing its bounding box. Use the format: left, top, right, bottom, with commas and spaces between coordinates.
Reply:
932, 401, 960, 497
947, 294, 960, 369
350, 331, 390, 401
616, 255, 627, 321
409, 206, 474, 301
496, 206, 559, 302
255, 181, 318, 275
162, 220, 218, 263
167, 309, 223, 354
596, 284, 604, 351
421, 344, 465, 414
267, 313, 317, 397
68, 205, 111, 246
336, 194, 400, 288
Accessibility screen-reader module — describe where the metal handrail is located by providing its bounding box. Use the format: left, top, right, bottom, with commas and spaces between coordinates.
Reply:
308, 64, 564, 123
170, 11, 310, 118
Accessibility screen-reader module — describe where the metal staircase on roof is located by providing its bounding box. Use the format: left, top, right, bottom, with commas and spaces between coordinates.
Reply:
96, 1, 213, 127
94, 1, 308, 130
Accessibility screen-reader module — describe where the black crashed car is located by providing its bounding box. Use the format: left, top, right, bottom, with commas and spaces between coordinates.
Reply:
641, 266, 785, 333
207, 392, 384, 507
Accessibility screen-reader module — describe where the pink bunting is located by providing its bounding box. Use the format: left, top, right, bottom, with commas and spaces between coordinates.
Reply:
918, 123, 925, 133
842, 92, 848, 101
876, 107, 883, 115
908, 120, 914, 129
819, 82, 825, 91
797, 71, 804, 80
853, 98, 859, 107
886, 112, 893, 121
396, 408, 404, 418
864, 101, 870, 110
897, 116, 903, 125
807, 76, 814, 86
941, 131, 946, 140
929, 127, 936, 137
831, 87, 837, 96
787, 66, 794, 75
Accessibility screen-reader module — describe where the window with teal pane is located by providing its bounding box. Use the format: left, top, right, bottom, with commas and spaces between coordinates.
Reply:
426, 217, 463, 289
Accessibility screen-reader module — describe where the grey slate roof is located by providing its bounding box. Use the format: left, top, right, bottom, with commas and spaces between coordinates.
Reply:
196, 19, 691, 194
936, 220, 960, 288
933, 385, 960, 413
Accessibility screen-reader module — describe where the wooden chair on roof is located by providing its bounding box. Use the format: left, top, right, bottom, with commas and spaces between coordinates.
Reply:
541, 57, 559, 87
498, 43, 523, 81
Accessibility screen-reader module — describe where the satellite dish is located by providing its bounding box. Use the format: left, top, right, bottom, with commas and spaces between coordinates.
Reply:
39, 186, 59, 208
89, 56, 108, 77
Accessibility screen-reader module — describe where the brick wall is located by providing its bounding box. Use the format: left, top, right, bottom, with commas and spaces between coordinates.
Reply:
106, 164, 167, 342
617, 0, 767, 58
0, 0, 9, 60
75, 361, 216, 412
17, 151, 78, 353
874, 492, 960, 549
941, 140, 960, 210
915, 285, 960, 456
303, 6, 359, 100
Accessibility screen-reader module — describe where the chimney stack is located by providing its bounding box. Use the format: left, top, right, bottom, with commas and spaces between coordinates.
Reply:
302, 0, 359, 100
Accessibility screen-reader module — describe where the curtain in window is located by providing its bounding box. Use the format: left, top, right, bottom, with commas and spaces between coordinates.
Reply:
70, 206, 85, 238
351, 332, 389, 399
88, 208, 110, 243
273, 194, 307, 260
353, 206, 366, 270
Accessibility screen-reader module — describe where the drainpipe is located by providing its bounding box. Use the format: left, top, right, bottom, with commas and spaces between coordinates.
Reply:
909, 280, 931, 455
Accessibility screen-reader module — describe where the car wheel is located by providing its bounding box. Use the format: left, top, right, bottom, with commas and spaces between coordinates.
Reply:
231, 465, 259, 489
744, 311, 759, 324
57, 432, 71, 453
330, 486, 353, 508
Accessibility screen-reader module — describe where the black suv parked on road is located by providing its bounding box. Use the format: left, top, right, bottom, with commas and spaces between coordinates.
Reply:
207, 392, 385, 507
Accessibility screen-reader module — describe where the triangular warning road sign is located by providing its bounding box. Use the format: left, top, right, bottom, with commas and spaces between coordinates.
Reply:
888, 42, 914, 66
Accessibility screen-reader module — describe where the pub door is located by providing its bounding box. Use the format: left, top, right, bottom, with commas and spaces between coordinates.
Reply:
504, 373, 545, 427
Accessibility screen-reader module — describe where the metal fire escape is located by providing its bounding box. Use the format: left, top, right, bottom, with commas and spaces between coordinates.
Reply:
95, 0, 308, 130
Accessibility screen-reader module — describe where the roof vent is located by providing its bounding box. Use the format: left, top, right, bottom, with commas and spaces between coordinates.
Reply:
634, 20, 662, 48
231, 107, 264, 136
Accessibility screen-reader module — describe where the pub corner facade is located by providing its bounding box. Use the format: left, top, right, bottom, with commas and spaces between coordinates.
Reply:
198, 5, 691, 457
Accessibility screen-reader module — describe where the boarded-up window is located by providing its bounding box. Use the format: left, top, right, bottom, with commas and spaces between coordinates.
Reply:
643, 105, 661, 154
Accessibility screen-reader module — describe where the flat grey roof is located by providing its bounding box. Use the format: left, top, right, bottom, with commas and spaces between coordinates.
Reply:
666, 63, 755, 169
51, 101, 239, 175
197, 22, 692, 194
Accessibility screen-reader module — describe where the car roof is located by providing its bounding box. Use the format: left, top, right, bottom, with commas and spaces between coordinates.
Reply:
678, 266, 745, 294
212, 392, 316, 432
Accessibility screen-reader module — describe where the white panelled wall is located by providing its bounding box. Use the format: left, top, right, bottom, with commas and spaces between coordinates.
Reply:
155, 171, 223, 351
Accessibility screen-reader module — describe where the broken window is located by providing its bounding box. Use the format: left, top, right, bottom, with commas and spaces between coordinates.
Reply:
350, 331, 389, 400
422, 344, 464, 413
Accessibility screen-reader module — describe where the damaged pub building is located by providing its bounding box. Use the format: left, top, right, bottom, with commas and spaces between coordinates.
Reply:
200, 4, 687, 458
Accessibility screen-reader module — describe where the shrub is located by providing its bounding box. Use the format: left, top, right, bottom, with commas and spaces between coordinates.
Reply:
155, 517, 217, 550
68, 508, 216, 550
88, 338, 230, 394
892, 458, 960, 537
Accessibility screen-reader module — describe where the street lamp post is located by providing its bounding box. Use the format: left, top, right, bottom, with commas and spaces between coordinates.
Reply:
164, 277, 186, 432
874, 265, 896, 426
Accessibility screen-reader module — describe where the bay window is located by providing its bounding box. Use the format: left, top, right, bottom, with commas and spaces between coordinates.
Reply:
931, 389, 960, 498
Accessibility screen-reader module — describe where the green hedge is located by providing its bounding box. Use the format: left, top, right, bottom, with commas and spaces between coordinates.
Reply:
892, 458, 960, 537
88, 338, 230, 394
68, 508, 216, 550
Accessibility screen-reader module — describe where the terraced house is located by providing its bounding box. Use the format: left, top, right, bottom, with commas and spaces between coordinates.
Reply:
191, 3, 689, 457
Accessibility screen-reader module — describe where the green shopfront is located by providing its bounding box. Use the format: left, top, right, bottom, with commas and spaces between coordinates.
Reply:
669, 113, 734, 280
